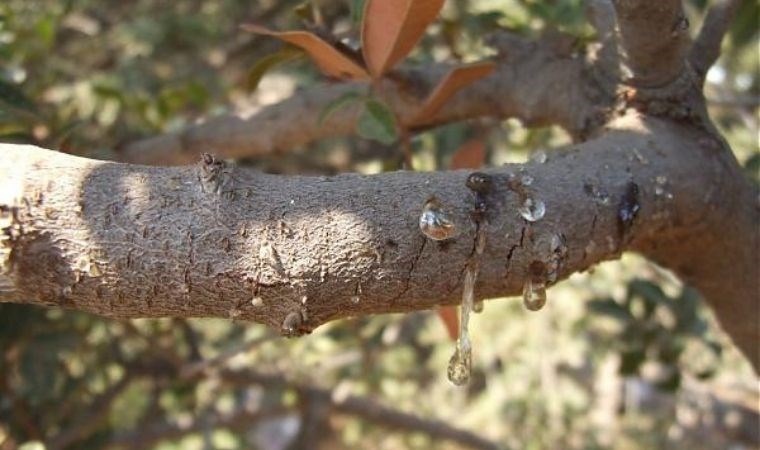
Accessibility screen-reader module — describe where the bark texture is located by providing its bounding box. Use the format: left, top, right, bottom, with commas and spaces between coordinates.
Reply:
1, 0, 758, 371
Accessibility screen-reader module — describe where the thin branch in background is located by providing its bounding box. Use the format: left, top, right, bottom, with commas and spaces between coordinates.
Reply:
179, 330, 277, 380
219, 369, 505, 450
105, 407, 291, 450
586, 0, 621, 79
46, 374, 134, 450
689, 0, 744, 78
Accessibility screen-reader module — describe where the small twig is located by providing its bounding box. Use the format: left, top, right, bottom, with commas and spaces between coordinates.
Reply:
179, 332, 277, 380
690, 0, 743, 79
46, 374, 134, 450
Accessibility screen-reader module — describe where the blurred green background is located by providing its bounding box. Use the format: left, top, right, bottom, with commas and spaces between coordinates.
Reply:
0, 1, 758, 449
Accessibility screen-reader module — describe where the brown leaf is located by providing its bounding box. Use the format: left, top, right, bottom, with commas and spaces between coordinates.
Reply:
437, 306, 458, 341
449, 139, 486, 170
409, 62, 495, 126
242, 24, 370, 80
361, 0, 445, 77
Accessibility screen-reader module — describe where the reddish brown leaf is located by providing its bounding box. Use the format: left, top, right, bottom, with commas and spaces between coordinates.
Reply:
409, 62, 495, 125
449, 139, 486, 170
437, 306, 458, 341
242, 24, 370, 80
361, 0, 445, 77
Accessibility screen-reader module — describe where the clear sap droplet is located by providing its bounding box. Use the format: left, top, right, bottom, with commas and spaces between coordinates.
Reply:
419, 198, 457, 241
350, 295, 360, 304
473, 300, 484, 313
518, 197, 546, 222
584, 183, 611, 206
531, 150, 548, 164
447, 345, 472, 386
522, 279, 547, 311
448, 256, 479, 385
654, 176, 673, 199
618, 182, 641, 231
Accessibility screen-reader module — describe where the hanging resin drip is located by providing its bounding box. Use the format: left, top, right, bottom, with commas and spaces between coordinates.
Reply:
448, 207, 487, 385
522, 278, 547, 311
448, 258, 476, 385
523, 261, 548, 311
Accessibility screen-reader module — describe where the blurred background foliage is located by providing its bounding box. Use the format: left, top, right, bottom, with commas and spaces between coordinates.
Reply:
0, 1, 758, 449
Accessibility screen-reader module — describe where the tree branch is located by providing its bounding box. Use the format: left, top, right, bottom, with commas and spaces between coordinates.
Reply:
1, 111, 757, 370
217, 369, 504, 450
612, 0, 690, 86
689, 0, 743, 79
119, 32, 607, 165
106, 407, 290, 449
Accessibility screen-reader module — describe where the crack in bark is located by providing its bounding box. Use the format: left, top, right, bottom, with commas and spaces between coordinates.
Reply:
503, 226, 528, 284
390, 237, 427, 306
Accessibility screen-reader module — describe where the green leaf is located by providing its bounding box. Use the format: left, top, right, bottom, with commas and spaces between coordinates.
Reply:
357, 99, 398, 145
0, 79, 36, 114
244, 48, 303, 94
318, 91, 363, 126
351, 0, 367, 24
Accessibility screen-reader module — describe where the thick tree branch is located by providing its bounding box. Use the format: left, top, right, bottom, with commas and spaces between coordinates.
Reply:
689, 0, 743, 79
1, 111, 757, 369
119, 32, 607, 165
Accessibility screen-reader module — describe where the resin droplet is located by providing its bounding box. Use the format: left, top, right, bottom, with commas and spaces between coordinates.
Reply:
251, 296, 264, 307
472, 300, 484, 313
419, 198, 457, 241
654, 176, 673, 200
530, 150, 548, 164
522, 279, 547, 311
518, 197, 546, 222
447, 344, 472, 386
281, 311, 303, 338
617, 181, 640, 234
350, 295, 360, 304
583, 183, 611, 206
448, 257, 478, 386
465, 172, 493, 194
